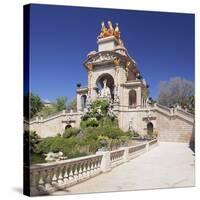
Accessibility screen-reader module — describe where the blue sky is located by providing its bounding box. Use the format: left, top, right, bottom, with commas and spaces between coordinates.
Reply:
29, 4, 194, 102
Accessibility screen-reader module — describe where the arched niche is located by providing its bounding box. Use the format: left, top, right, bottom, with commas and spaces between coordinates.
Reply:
147, 122, 154, 135
96, 73, 115, 100
65, 124, 72, 129
81, 95, 87, 110
129, 89, 137, 107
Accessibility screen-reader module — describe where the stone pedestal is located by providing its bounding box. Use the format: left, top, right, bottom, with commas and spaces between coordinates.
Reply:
97, 36, 120, 51
96, 151, 111, 172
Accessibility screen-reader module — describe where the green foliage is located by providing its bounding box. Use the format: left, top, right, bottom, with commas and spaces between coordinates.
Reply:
91, 99, 109, 115
37, 96, 68, 118
38, 105, 57, 118
131, 130, 140, 137
144, 131, 158, 140
55, 96, 67, 111
31, 153, 46, 164
24, 93, 44, 118
120, 135, 129, 144
31, 93, 44, 118
81, 99, 115, 130
182, 95, 195, 114
32, 99, 140, 163
66, 99, 77, 111
97, 135, 111, 148
63, 128, 80, 138
24, 130, 41, 153
35, 136, 87, 158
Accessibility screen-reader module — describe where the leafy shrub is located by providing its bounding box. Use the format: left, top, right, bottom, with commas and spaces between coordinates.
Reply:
97, 135, 111, 149
120, 135, 129, 145
31, 153, 46, 164
86, 118, 99, 127
24, 130, 41, 153
63, 128, 80, 138
35, 136, 88, 158
131, 130, 140, 137
91, 99, 109, 115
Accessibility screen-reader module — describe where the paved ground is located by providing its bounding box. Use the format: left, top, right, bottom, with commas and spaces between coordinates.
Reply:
52, 142, 195, 195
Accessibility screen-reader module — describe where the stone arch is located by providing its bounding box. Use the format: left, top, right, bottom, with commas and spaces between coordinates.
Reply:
147, 122, 154, 135
81, 95, 87, 110
129, 89, 137, 107
65, 124, 72, 129
96, 73, 115, 99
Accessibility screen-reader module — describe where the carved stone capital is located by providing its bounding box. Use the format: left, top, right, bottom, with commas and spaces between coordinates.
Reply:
113, 58, 120, 66
86, 63, 93, 71
126, 61, 131, 68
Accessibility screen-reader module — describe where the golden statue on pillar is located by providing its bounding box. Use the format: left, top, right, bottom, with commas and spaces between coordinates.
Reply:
114, 23, 120, 39
98, 21, 121, 39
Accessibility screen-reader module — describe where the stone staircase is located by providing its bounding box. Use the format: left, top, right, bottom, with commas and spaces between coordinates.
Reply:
158, 127, 192, 143
155, 104, 194, 143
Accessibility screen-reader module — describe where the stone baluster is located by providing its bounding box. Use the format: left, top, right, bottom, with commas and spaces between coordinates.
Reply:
97, 151, 111, 172
45, 169, 52, 190
58, 166, 64, 184
30, 170, 38, 195
38, 170, 45, 191
82, 161, 87, 178
52, 168, 58, 185
78, 162, 83, 180
86, 161, 91, 177
94, 159, 98, 174
63, 165, 69, 182
73, 163, 79, 182
68, 165, 74, 182
90, 160, 94, 176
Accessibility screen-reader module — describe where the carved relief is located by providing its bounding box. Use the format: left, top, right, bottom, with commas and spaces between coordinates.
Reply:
86, 52, 117, 66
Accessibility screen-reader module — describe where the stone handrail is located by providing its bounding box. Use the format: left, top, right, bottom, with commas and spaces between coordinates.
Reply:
42, 110, 65, 120
155, 104, 194, 124
29, 110, 81, 124
30, 154, 103, 195
176, 107, 194, 118
128, 143, 147, 160
128, 143, 146, 154
156, 103, 171, 114
149, 138, 158, 146
30, 139, 158, 196
110, 149, 125, 167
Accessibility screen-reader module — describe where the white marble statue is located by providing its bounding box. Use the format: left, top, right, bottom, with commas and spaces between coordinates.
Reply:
100, 79, 111, 98
44, 151, 67, 162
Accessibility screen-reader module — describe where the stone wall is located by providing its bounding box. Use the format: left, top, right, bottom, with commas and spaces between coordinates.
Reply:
27, 104, 194, 143
118, 104, 194, 143
27, 111, 81, 138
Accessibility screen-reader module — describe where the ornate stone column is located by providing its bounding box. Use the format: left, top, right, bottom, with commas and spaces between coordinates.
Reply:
87, 63, 94, 100
136, 87, 142, 107
114, 58, 120, 102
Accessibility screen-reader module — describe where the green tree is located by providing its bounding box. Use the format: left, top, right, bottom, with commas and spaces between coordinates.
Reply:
38, 105, 57, 118
66, 99, 77, 111
24, 130, 41, 153
184, 95, 195, 114
28, 93, 44, 118
55, 96, 67, 111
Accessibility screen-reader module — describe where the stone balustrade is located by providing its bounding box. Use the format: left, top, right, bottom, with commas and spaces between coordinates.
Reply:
30, 139, 158, 196
128, 143, 147, 159
30, 154, 103, 195
110, 149, 125, 167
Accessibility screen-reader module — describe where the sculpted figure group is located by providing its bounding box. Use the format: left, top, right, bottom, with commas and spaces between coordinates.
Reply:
98, 21, 121, 39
